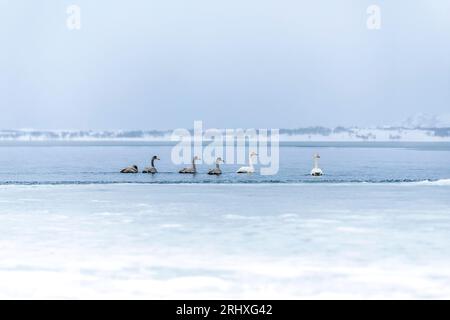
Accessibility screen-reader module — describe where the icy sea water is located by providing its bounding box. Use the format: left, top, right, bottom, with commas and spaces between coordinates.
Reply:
0, 141, 450, 184
0, 142, 450, 299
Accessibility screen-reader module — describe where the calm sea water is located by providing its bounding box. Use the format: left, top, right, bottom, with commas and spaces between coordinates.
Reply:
0, 141, 450, 184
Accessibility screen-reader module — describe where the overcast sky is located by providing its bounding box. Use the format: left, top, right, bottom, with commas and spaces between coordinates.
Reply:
1, 0, 450, 130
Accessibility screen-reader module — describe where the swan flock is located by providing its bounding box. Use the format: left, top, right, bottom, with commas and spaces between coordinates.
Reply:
120, 152, 325, 176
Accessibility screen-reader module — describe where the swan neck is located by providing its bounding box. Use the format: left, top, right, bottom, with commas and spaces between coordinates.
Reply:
151, 158, 155, 167
249, 155, 254, 168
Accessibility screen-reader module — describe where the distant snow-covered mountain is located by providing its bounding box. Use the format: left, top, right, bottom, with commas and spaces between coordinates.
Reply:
401, 113, 450, 129
1, 114, 449, 142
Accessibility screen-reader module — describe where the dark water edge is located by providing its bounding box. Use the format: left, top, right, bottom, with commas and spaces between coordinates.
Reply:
0, 178, 446, 186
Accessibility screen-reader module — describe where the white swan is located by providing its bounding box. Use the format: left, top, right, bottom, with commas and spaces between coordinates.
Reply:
237, 152, 258, 173
311, 153, 323, 176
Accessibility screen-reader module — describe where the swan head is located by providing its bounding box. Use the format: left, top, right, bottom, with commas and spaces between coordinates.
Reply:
132, 165, 138, 170
193, 156, 201, 161
313, 153, 321, 159
216, 157, 225, 163
152, 155, 160, 161
250, 151, 258, 157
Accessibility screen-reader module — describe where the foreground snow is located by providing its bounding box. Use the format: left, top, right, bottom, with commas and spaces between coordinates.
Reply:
1, 183, 450, 299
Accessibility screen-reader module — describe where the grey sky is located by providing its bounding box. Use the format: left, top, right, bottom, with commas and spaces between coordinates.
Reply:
1, 0, 450, 130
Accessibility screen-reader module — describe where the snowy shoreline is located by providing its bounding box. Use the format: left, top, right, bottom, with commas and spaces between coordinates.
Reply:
1, 127, 450, 142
